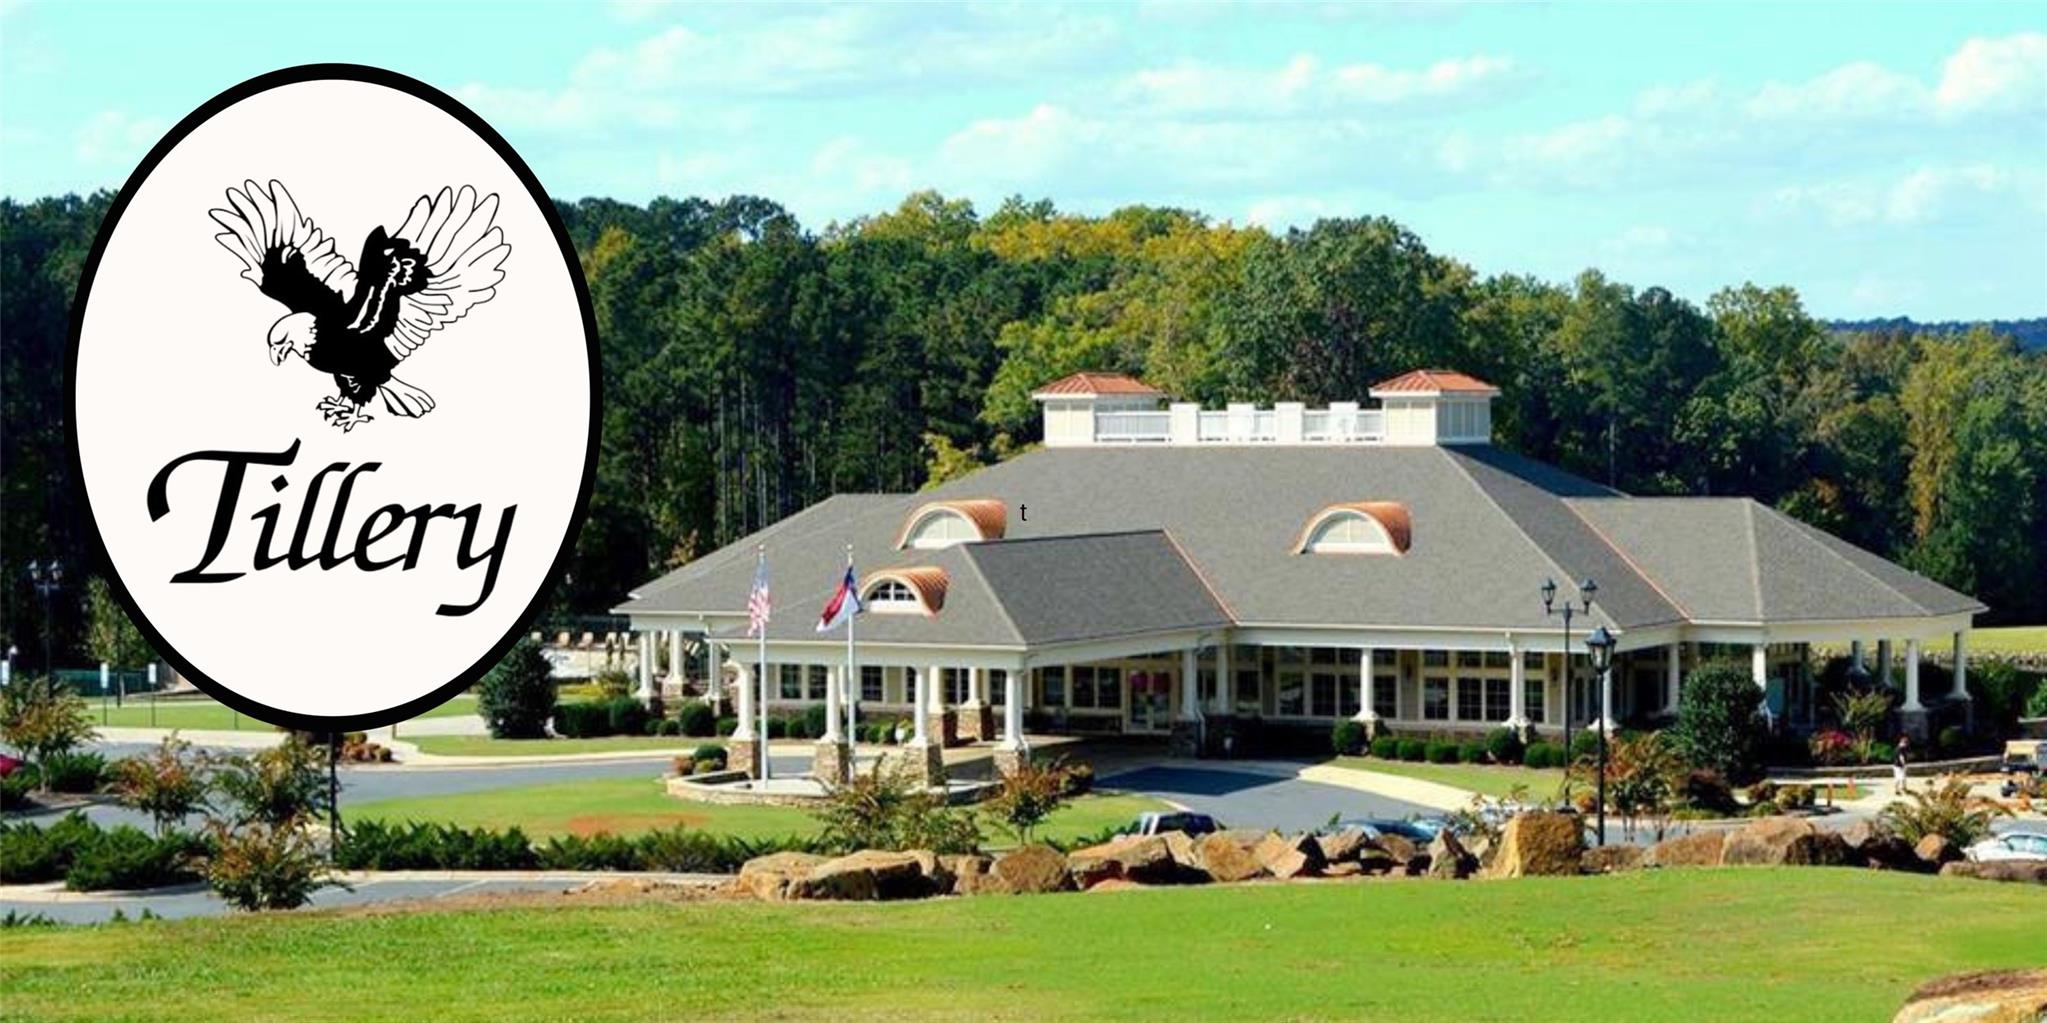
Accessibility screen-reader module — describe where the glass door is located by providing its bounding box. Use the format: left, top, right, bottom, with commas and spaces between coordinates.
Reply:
1127, 670, 1172, 733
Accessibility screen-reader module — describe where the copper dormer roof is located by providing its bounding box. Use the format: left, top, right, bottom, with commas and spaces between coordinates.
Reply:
1292, 501, 1413, 555
1031, 372, 1165, 399
1370, 369, 1499, 396
894, 499, 1008, 548
863, 567, 949, 615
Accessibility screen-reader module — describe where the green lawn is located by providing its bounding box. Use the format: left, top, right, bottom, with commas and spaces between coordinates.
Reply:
1969, 624, 2047, 656
406, 734, 711, 757
85, 694, 478, 731
348, 775, 1164, 845
1328, 755, 1567, 801
4, 870, 2039, 1022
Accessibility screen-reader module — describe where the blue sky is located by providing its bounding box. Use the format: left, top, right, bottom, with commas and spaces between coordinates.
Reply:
3, 1, 2042, 319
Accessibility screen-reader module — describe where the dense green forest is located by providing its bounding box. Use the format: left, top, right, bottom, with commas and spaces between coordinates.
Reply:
4, 189, 2044, 665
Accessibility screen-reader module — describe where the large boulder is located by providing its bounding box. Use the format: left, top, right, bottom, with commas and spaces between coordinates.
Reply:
803, 849, 931, 900
906, 850, 956, 895
735, 851, 829, 901
1580, 844, 1645, 874
1159, 831, 1203, 877
1067, 835, 1178, 887
1354, 841, 1401, 875
1913, 834, 1960, 869
1488, 812, 1585, 878
1376, 834, 1425, 874
1893, 969, 2047, 1023
940, 853, 993, 896
990, 844, 1073, 894
1426, 830, 1474, 880
1838, 821, 1920, 872
1939, 860, 2047, 885
1721, 816, 1850, 867
1194, 832, 1267, 883
1314, 828, 1372, 865
1643, 831, 1726, 869
1254, 832, 1327, 879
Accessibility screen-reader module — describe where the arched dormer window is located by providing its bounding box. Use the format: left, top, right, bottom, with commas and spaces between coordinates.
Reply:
1293, 502, 1412, 556
862, 568, 948, 616
894, 499, 1007, 550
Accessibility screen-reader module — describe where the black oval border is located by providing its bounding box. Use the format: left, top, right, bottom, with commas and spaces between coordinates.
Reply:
64, 63, 601, 733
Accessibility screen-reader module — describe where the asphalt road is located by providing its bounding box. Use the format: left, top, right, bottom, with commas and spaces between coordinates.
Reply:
1099, 765, 1435, 831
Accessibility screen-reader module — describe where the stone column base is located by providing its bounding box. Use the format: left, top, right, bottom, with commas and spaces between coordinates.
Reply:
1354, 713, 1384, 741
811, 739, 852, 786
1503, 716, 1531, 744
899, 740, 946, 788
729, 736, 761, 780
992, 745, 1029, 778
934, 709, 959, 747
1899, 707, 1932, 744
1168, 715, 1203, 758
957, 701, 995, 742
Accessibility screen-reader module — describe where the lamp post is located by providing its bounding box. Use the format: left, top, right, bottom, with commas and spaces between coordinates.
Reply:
25, 560, 63, 678
1584, 626, 1616, 848
2, 645, 15, 688
1540, 576, 1597, 765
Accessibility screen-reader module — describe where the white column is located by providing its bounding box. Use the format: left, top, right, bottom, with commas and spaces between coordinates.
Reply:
927, 666, 946, 715
668, 629, 684, 688
998, 665, 1025, 751
911, 666, 934, 744
1849, 640, 1865, 673
730, 660, 753, 739
1505, 642, 1527, 729
636, 632, 654, 704
1356, 647, 1379, 724
1665, 643, 1682, 714
1596, 653, 1617, 733
1877, 639, 1893, 687
822, 664, 843, 741
1213, 643, 1231, 714
1951, 631, 1970, 700
1903, 638, 1923, 711
1180, 647, 1201, 719
971, 666, 987, 704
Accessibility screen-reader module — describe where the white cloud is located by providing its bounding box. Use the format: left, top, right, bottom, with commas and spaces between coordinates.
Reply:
73, 110, 165, 167
1765, 164, 2034, 226
1935, 32, 2047, 114
1117, 52, 1523, 117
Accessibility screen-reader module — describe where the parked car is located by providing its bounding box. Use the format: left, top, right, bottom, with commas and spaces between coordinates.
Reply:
1330, 817, 1448, 842
1964, 830, 2047, 863
1123, 811, 1222, 838
2002, 739, 2043, 774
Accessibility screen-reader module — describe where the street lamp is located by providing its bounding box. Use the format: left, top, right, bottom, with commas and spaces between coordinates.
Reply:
1541, 576, 1597, 764
25, 560, 63, 678
1584, 625, 1616, 848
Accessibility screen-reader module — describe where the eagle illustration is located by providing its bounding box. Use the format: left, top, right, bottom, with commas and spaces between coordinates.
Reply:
210, 180, 511, 431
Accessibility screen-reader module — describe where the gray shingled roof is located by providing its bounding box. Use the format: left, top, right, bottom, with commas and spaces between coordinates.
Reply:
962, 531, 1233, 646
617, 442, 1981, 643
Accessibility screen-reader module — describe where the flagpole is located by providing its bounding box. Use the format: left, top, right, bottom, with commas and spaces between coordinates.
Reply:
844, 544, 857, 748
757, 545, 770, 784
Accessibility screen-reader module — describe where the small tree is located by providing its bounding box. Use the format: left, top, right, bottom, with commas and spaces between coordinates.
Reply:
212, 738, 330, 827
111, 735, 212, 835
982, 757, 1072, 845
479, 636, 557, 739
1, 677, 98, 792
204, 817, 337, 911
811, 761, 980, 854
1671, 660, 1764, 784
84, 576, 152, 669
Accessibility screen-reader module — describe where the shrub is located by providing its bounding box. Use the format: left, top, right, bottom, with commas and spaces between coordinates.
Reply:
213, 739, 329, 828
538, 831, 643, 871
690, 745, 727, 771
1483, 728, 1524, 765
334, 820, 538, 871
205, 819, 335, 911
1523, 741, 1563, 769
811, 762, 980, 854
642, 718, 663, 736
803, 704, 830, 739
1368, 735, 1399, 759
1832, 688, 1893, 747
605, 697, 649, 737
551, 701, 608, 738
594, 668, 633, 699
765, 716, 788, 740
1, 813, 103, 884
715, 715, 738, 736
1062, 762, 1095, 795
1424, 740, 1457, 764
982, 757, 1072, 845
2026, 676, 2047, 719
478, 636, 557, 739
676, 701, 716, 737
1397, 738, 1427, 762
111, 736, 212, 834
1778, 783, 1815, 811
1671, 661, 1764, 783
1868, 741, 1897, 767
1569, 729, 1603, 763
1808, 728, 1855, 766
1, 677, 97, 790
37, 750, 107, 793
1936, 725, 1968, 757
64, 826, 201, 892
1677, 768, 1738, 815
1330, 720, 1367, 756
1, 767, 39, 811
1456, 740, 1486, 765
1882, 775, 2009, 846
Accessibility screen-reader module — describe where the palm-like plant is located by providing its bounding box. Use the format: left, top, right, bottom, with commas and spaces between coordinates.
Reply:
1880, 774, 2008, 846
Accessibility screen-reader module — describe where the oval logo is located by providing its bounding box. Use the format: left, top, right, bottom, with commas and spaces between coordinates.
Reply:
68, 65, 598, 731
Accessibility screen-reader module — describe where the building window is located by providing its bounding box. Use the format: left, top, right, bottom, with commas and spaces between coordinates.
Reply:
807, 665, 828, 701
1040, 666, 1067, 708
1302, 511, 1397, 554
1338, 674, 1360, 718
865, 578, 921, 614
1423, 650, 1450, 668
1097, 667, 1122, 709
1484, 651, 1512, 670
1457, 651, 1483, 669
1235, 669, 1262, 714
1198, 666, 1217, 704
860, 665, 884, 703
1525, 675, 1545, 723
1373, 673, 1398, 719
1484, 677, 1510, 722
1456, 677, 1483, 721
1310, 647, 1340, 666
944, 668, 969, 705
990, 669, 1006, 707
1523, 651, 1546, 670
1278, 672, 1306, 716
779, 664, 802, 700
1071, 666, 1098, 709
1311, 672, 1340, 718
904, 510, 980, 549
1423, 678, 1450, 720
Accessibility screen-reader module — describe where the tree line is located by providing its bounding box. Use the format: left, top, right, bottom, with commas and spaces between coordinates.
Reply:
4, 189, 2044, 666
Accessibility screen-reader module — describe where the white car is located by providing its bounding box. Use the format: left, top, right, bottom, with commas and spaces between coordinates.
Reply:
1964, 831, 2047, 863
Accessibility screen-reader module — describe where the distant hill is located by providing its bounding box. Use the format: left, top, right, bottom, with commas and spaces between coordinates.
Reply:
1828, 316, 2047, 351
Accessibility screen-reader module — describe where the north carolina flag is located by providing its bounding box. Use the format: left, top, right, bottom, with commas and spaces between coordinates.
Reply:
816, 565, 863, 632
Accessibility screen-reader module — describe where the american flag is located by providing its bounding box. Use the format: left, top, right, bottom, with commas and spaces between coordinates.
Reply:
746, 551, 772, 637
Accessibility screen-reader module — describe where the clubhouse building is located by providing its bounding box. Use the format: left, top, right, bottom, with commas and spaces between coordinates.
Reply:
615, 370, 1982, 782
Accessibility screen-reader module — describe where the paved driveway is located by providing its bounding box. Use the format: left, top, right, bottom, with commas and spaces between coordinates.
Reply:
1100, 764, 1436, 831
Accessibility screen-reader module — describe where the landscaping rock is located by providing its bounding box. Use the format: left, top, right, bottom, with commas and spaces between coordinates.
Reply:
1939, 860, 2047, 885
1067, 835, 1178, 887
816, 849, 930, 900
735, 851, 829, 901
907, 850, 956, 895
1313, 827, 1371, 865
1087, 878, 1145, 894
1160, 830, 1202, 876
1721, 817, 1850, 867
791, 853, 884, 901
1426, 831, 1474, 880
990, 844, 1073, 894
1254, 832, 1327, 879
1643, 830, 1725, 869
1580, 844, 1644, 874
943, 853, 995, 896
1838, 821, 1920, 871
1193, 832, 1266, 883
1323, 861, 1365, 878
1354, 841, 1400, 875
1893, 969, 2047, 1023
1375, 834, 1424, 874
1488, 812, 1585, 878
1913, 834, 1960, 869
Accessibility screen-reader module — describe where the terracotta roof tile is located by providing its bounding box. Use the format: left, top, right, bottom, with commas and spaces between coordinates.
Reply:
1371, 369, 1498, 395
1293, 501, 1413, 554
1031, 372, 1164, 398
864, 567, 949, 615
894, 499, 1007, 548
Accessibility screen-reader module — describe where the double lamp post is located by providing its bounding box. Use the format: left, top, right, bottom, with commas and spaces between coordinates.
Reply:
1541, 576, 1617, 847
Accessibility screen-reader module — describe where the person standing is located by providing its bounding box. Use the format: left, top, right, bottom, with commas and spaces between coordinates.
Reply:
1893, 735, 1911, 795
